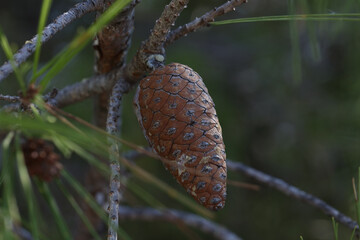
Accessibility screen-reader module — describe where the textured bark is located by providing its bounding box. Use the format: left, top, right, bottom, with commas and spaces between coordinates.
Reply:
166, 0, 248, 46
0, 94, 20, 103
48, 68, 124, 108
106, 79, 130, 240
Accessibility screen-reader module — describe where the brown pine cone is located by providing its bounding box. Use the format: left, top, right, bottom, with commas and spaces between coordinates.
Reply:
134, 63, 227, 210
21, 138, 63, 182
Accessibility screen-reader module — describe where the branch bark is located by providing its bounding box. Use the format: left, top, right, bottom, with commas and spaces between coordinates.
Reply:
0, 0, 102, 82
48, 68, 125, 108
227, 160, 359, 231
106, 79, 130, 240
166, 0, 248, 46
118, 206, 242, 240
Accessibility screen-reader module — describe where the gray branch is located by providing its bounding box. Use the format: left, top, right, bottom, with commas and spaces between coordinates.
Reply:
106, 79, 130, 240
227, 160, 359, 231
0, 94, 20, 103
48, 67, 125, 108
166, 0, 248, 45
118, 206, 242, 240
125, 0, 189, 83
0, 0, 102, 82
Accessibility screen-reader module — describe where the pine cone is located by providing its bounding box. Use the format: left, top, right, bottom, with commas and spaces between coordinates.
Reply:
21, 138, 63, 182
134, 63, 227, 210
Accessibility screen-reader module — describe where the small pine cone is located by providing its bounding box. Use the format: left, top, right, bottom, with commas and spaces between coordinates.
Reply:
134, 63, 227, 210
21, 138, 63, 182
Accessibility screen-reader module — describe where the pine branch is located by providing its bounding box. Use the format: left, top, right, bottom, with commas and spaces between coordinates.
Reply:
227, 160, 359, 231
0, 0, 102, 82
48, 68, 125, 108
118, 206, 242, 240
125, 0, 189, 82
106, 79, 130, 240
0, 94, 20, 103
166, 0, 248, 45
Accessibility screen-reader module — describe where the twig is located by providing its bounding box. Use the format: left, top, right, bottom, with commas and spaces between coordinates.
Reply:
227, 160, 359, 231
118, 206, 242, 240
0, 0, 102, 82
105, 79, 130, 240
125, 0, 189, 82
0, 94, 20, 103
48, 67, 125, 107
166, 0, 248, 46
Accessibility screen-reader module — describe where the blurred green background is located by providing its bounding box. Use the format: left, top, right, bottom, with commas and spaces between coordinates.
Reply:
1, 0, 360, 239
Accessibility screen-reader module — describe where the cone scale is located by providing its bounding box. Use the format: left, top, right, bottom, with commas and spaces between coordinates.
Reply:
134, 63, 227, 210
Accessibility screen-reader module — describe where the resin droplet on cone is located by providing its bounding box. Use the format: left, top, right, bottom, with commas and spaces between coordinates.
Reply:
134, 63, 226, 210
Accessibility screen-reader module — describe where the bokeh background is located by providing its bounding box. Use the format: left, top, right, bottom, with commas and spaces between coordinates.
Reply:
1, 0, 360, 239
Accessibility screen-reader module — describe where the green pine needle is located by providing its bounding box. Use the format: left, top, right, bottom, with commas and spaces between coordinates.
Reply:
61, 170, 132, 240
1, 132, 19, 240
31, 0, 53, 79
350, 226, 356, 240
331, 217, 339, 240
36, 180, 72, 240
357, 167, 360, 225
127, 180, 166, 208
56, 179, 102, 240
211, 13, 360, 25
15, 134, 40, 240
288, 0, 302, 84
